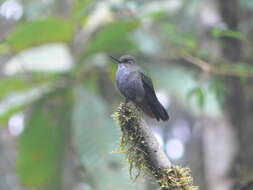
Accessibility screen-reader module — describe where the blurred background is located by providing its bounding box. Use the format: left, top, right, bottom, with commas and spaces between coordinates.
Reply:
0, 0, 253, 190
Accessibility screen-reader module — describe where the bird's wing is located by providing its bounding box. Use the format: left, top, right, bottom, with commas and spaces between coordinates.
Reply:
139, 71, 169, 121
139, 72, 159, 119
139, 71, 155, 93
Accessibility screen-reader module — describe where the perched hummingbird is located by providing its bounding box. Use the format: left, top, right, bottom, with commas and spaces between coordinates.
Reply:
111, 55, 169, 121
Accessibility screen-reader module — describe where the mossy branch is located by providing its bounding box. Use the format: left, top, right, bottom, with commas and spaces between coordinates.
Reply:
112, 102, 198, 190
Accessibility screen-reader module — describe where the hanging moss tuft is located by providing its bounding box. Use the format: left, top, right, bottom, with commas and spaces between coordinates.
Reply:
112, 102, 148, 180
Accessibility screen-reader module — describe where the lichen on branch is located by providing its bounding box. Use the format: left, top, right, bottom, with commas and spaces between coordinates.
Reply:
112, 102, 198, 190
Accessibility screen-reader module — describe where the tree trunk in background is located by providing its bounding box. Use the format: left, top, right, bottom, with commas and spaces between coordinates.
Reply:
202, 116, 237, 190
198, 1, 238, 190
218, 0, 253, 189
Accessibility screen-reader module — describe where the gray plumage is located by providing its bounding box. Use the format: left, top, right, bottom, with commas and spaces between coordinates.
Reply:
111, 55, 169, 121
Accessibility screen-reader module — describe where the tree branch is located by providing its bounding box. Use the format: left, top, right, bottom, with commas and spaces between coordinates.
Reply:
149, 30, 253, 78
181, 54, 253, 78
112, 102, 198, 190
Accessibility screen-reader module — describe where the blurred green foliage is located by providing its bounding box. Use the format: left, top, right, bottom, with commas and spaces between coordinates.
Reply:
74, 0, 93, 21
0, 0, 253, 189
0, 104, 27, 125
85, 20, 139, 56
0, 74, 57, 99
17, 88, 71, 188
187, 87, 205, 109
211, 28, 246, 41
6, 19, 75, 52
72, 86, 134, 189
0, 74, 58, 125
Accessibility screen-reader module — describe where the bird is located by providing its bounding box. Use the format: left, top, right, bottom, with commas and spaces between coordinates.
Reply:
110, 55, 169, 121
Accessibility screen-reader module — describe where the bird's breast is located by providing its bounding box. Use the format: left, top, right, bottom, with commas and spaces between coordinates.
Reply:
116, 66, 145, 100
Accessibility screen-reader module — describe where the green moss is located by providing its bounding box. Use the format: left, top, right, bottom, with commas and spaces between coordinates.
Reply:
112, 103, 198, 190
153, 166, 198, 190
112, 103, 147, 180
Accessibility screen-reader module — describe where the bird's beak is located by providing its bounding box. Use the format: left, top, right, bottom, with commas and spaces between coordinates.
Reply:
110, 56, 121, 64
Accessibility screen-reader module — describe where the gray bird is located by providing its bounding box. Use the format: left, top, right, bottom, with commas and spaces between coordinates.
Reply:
111, 55, 169, 121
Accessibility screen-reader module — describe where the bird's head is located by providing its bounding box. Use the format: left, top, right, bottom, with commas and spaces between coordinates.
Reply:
110, 55, 136, 65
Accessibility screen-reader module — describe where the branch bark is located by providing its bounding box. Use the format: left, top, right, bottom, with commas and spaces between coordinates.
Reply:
113, 102, 198, 190
137, 117, 171, 170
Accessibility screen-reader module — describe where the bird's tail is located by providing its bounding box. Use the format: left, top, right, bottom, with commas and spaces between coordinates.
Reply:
134, 95, 169, 121
148, 96, 169, 121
